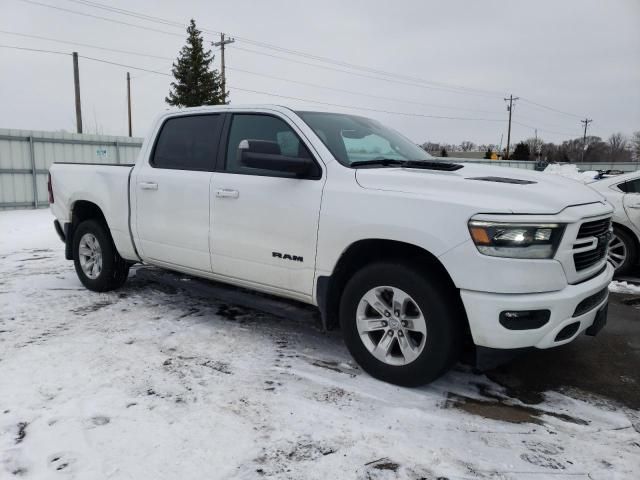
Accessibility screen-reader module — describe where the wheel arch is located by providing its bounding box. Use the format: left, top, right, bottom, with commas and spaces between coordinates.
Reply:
316, 239, 467, 332
66, 200, 110, 260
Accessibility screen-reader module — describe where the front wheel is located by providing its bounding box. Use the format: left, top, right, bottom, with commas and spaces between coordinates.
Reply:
340, 262, 463, 386
608, 228, 638, 276
73, 219, 130, 292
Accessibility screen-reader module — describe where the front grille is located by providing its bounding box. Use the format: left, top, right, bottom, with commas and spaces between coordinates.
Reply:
576, 218, 610, 239
573, 218, 611, 271
574, 245, 608, 270
573, 287, 608, 317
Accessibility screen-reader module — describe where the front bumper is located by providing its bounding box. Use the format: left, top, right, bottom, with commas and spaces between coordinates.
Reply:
460, 262, 614, 350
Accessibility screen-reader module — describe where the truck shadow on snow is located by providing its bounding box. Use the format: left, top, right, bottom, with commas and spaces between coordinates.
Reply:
113, 267, 635, 426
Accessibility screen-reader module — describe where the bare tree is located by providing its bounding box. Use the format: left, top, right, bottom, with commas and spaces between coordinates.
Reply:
631, 131, 640, 161
525, 137, 544, 160
608, 133, 630, 162
421, 142, 441, 154
460, 141, 476, 152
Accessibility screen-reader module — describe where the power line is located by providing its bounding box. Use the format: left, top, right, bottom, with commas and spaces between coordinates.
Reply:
231, 86, 505, 122
512, 120, 580, 138
227, 66, 504, 114
0, 44, 505, 122
0, 44, 69, 55
0, 27, 505, 115
2, 43, 592, 137
41, 0, 505, 98
519, 97, 583, 119
66, 0, 193, 30
64, 0, 505, 96
79, 55, 171, 76
229, 45, 501, 99
19, 0, 588, 120
17, 0, 185, 38
0, 30, 173, 60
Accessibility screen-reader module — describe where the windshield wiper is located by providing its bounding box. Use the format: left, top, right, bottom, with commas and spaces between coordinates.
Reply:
350, 159, 463, 171
350, 158, 406, 167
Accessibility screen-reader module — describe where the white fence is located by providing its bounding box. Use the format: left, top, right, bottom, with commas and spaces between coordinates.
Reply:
1, 129, 639, 210
0, 129, 143, 209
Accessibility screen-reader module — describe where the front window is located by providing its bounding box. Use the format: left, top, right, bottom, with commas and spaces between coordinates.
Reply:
297, 111, 433, 166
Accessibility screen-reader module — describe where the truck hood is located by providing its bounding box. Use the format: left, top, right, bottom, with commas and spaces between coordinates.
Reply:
355, 163, 607, 214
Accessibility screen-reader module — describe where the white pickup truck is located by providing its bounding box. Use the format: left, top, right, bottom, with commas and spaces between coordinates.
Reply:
49, 105, 614, 386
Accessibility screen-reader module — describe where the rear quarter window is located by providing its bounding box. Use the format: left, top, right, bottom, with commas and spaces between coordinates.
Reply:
152, 114, 222, 171
619, 178, 640, 193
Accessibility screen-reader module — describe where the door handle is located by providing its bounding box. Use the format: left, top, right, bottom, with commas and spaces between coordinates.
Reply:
139, 182, 158, 190
216, 189, 239, 199
628, 205, 640, 209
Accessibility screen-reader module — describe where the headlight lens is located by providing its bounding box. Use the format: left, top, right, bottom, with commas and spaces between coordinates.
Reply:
468, 220, 565, 259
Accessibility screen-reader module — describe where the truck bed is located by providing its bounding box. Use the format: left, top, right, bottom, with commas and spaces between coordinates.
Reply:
49, 162, 139, 261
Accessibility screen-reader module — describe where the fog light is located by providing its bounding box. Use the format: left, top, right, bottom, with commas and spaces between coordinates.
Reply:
499, 310, 550, 330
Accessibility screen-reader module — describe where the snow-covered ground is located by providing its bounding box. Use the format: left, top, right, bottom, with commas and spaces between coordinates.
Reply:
609, 280, 640, 295
543, 164, 600, 183
1, 209, 639, 480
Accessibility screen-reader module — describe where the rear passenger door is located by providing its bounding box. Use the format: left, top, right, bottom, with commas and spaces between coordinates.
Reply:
209, 112, 324, 297
134, 114, 222, 272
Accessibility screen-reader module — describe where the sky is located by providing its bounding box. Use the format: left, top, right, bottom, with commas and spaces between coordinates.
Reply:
1, 0, 639, 147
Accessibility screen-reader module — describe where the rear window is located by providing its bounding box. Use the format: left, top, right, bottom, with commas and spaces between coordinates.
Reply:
152, 114, 221, 171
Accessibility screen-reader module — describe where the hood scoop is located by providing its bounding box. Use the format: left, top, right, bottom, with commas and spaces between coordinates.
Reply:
467, 176, 537, 185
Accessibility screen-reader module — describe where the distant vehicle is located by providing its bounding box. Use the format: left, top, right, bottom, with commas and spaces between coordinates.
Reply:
588, 171, 640, 274
48, 105, 613, 386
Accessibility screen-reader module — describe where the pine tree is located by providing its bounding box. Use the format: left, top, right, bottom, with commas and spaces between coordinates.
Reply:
165, 19, 225, 107
440, 148, 448, 157
484, 148, 492, 159
511, 142, 531, 160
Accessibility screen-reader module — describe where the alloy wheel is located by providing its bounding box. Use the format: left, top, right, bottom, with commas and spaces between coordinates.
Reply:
608, 233, 627, 271
356, 286, 427, 366
78, 233, 103, 279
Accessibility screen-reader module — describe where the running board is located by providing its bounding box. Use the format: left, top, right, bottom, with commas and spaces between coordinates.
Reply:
134, 267, 321, 326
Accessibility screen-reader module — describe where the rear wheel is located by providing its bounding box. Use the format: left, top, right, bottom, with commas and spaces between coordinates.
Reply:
608, 228, 637, 275
340, 262, 463, 386
73, 219, 130, 292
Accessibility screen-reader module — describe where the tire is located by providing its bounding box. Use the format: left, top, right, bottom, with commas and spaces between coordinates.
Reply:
339, 262, 463, 387
73, 219, 130, 292
609, 227, 638, 276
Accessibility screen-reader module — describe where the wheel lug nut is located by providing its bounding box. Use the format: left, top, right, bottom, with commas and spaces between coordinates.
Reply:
394, 310, 400, 317
384, 311, 391, 317
381, 321, 388, 327
398, 331, 404, 337
401, 321, 408, 327
388, 330, 394, 336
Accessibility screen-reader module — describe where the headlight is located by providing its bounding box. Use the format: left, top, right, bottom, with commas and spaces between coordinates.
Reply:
468, 220, 565, 259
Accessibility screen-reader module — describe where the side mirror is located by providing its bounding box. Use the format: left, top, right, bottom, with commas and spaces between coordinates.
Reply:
238, 139, 317, 178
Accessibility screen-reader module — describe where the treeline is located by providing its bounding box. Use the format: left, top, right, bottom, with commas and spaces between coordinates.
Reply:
423, 131, 640, 162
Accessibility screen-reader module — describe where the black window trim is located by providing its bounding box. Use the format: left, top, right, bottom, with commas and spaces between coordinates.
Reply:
149, 112, 224, 172
216, 112, 323, 180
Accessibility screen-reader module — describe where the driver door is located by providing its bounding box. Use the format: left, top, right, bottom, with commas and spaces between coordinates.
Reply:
209, 113, 324, 297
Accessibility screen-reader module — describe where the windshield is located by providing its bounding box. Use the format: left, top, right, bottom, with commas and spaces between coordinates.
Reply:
297, 111, 434, 166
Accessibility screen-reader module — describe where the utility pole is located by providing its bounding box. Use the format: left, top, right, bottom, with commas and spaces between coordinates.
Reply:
127, 72, 132, 137
72, 52, 83, 134
212, 33, 235, 103
503, 94, 519, 159
581, 118, 592, 162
